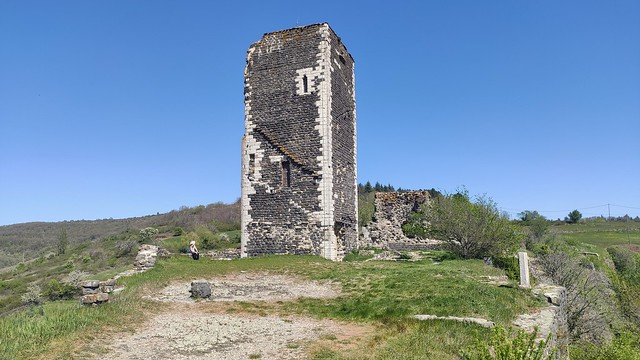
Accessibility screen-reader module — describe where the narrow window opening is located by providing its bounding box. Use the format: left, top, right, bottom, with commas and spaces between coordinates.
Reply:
281, 161, 291, 187
248, 154, 255, 179
302, 75, 308, 93
339, 55, 346, 65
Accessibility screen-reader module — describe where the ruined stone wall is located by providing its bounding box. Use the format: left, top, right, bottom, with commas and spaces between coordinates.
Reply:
241, 23, 356, 260
363, 191, 440, 250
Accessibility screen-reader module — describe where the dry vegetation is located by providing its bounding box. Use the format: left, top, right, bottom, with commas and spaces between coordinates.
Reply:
0, 200, 240, 269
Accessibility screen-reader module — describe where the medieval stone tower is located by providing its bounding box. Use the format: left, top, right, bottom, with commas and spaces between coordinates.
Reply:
241, 23, 357, 261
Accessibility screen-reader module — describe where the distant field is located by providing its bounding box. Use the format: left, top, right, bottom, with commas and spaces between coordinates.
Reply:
552, 221, 640, 248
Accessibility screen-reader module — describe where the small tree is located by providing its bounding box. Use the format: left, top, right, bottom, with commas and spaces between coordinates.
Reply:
21, 284, 42, 305
565, 210, 582, 224
139, 227, 159, 243
57, 227, 69, 255
426, 190, 521, 259
519, 210, 543, 223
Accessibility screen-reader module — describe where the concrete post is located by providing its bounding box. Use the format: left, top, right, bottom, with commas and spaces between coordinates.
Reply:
518, 252, 531, 288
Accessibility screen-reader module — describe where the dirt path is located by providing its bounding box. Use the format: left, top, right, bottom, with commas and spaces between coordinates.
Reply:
91, 273, 369, 359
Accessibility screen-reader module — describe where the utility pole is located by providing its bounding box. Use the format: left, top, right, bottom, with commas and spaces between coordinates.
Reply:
608, 203, 611, 220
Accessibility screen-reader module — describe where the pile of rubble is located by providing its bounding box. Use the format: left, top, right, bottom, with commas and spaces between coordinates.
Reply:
80, 279, 115, 305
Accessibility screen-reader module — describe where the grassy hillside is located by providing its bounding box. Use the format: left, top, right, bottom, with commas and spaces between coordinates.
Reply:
0, 201, 240, 268
0, 254, 541, 359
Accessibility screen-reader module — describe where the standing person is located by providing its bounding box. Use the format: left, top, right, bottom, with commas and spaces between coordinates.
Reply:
189, 240, 200, 260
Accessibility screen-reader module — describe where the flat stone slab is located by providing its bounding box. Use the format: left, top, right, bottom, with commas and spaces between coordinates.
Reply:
414, 314, 495, 328
512, 307, 557, 340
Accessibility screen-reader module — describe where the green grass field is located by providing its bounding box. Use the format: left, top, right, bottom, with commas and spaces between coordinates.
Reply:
0, 254, 542, 359
552, 221, 640, 249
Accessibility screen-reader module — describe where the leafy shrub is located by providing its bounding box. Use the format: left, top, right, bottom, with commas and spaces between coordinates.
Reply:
195, 226, 217, 250
89, 248, 104, 260
539, 252, 614, 342
43, 279, 78, 300
493, 256, 520, 281
608, 247, 638, 277
570, 332, 640, 360
115, 239, 138, 257
426, 191, 521, 259
64, 270, 88, 287
20, 284, 42, 305
358, 191, 375, 228
402, 211, 428, 239
63, 260, 74, 270
211, 219, 240, 232
173, 227, 184, 236
139, 227, 159, 243
223, 230, 241, 244
462, 326, 553, 360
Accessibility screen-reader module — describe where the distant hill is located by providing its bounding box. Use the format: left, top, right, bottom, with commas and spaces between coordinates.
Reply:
0, 201, 240, 269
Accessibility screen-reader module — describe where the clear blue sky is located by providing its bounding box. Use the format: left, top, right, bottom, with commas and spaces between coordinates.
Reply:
1, 0, 639, 225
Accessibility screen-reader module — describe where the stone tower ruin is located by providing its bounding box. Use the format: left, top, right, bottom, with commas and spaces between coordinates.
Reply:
241, 23, 357, 261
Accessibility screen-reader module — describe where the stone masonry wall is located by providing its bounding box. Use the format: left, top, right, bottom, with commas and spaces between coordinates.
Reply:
328, 29, 358, 255
241, 23, 356, 260
363, 191, 440, 250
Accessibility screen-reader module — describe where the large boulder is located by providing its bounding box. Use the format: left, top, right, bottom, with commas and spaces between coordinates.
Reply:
189, 280, 211, 299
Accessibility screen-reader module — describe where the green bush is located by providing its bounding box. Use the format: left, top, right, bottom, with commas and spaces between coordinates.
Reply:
402, 211, 428, 238
608, 247, 638, 277
570, 332, 640, 360
462, 326, 553, 360
195, 226, 218, 250
20, 283, 42, 305
492, 256, 520, 281
43, 279, 78, 301
211, 220, 240, 232
426, 191, 521, 259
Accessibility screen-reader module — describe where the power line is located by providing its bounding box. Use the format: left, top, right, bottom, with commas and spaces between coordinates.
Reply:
499, 203, 640, 216
610, 204, 640, 210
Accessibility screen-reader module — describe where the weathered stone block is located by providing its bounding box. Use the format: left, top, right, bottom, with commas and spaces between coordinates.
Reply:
190, 280, 211, 299
81, 294, 97, 304
81, 280, 100, 289
82, 287, 99, 295
101, 279, 116, 287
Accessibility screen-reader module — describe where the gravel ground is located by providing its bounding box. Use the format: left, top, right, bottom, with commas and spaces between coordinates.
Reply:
106, 311, 350, 360
93, 273, 360, 359
147, 272, 340, 303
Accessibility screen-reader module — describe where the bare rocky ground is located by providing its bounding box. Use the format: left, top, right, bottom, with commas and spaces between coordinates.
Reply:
90, 273, 368, 360
147, 272, 341, 303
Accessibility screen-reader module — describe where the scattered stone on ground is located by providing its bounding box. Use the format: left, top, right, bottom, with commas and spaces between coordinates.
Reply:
134, 244, 159, 271
366, 250, 438, 262
478, 275, 510, 286
512, 307, 557, 339
98, 309, 366, 360
413, 314, 495, 328
512, 260, 568, 358
205, 248, 241, 260
147, 272, 340, 303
